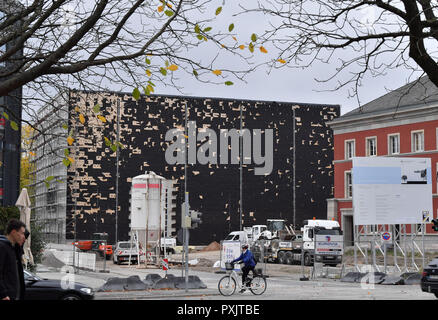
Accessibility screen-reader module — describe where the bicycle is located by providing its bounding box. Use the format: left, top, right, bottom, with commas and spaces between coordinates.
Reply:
218, 262, 267, 296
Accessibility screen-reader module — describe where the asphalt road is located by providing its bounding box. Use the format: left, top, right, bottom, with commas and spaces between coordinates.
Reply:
35, 260, 436, 300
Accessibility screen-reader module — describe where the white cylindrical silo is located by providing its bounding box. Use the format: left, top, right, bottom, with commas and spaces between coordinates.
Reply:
130, 171, 165, 242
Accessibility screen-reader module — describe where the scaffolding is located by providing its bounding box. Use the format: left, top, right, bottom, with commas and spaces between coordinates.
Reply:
30, 93, 69, 243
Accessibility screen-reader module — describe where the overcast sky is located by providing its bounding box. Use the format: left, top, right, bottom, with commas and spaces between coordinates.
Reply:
135, 0, 419, 116
21, 0, 422, 117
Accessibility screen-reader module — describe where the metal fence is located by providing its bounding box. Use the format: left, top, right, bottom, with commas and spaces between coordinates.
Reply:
220, 234, 438, 279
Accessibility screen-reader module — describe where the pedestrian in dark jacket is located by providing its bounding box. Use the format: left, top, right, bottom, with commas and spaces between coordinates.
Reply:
232, 244, 257, 293
0, 219, 26, 300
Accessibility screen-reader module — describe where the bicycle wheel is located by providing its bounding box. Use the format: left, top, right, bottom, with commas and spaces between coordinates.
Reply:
249, 276, 267, 295
218, 276, 236, 296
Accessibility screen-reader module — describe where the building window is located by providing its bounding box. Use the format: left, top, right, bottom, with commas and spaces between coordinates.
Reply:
366, 137, 377, 156
345, 140, 355, 159
47, 188, 56, 205
411, 130, 424, 153
345, 171, 352, 198
388, 134, 400, 155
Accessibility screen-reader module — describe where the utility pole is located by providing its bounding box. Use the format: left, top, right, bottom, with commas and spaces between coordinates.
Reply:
115, 99, 120, 244
293, 107, 296, 228
240, 104, 243, 231
184, 102, 189, 292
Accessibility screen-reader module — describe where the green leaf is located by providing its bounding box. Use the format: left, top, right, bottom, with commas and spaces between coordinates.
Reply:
249, 42, 254, 53
225, 81, 234, 86
251, 33, 257, 42
143, 86, 150, 96
195, 24, 200, 34
104, 137, 111, 147
164, 10, 174, 17
193, 70, 198, 77
93, 104, 100, 113
110, 144, 117, 152
132, 87, 141, 101
215, 6, 222, 15
228, 23, 234, 32
64, 148, 70, 157
196, 35, 203, 41
147, 80, 156, 87
165, 60, 169, 67
62, 123, 68, 130
62, 158, 71, 167
44, 181, 50, 189
10, 121, 18, 131
117, 142, 124, 149
46, 176, 54, 182
203, 27, 212, 32
2, 112, 9, 120
160, 67, 167, 76
145, 57, 151, 65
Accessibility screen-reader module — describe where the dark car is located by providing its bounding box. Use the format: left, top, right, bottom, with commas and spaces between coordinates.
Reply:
421, 258, 438, 298
24, 270, 94, 300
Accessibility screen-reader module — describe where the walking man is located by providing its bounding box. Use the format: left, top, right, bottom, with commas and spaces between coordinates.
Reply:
0, 219, 27, 300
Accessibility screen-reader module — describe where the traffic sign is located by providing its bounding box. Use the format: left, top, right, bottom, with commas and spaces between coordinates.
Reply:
381, 232, 392, 242
162, 258, 169, 271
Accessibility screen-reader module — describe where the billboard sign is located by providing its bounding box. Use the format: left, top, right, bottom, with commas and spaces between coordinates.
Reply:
315, 234, 343, 255
352, 157, 432, 225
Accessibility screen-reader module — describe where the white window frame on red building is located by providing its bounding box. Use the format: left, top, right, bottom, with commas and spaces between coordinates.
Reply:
345, 139, 355, 159
388, 133, 400, 155
411, 130, 424, 153
345, 171, 352, 199
365, 136, 377, 156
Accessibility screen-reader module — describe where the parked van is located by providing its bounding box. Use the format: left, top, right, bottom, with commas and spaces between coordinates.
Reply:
224, 231, 249, 246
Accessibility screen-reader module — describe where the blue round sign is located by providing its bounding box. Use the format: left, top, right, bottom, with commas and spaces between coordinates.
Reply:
382, 232, 391, 241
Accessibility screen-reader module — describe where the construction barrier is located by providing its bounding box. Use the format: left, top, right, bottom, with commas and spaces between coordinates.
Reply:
97, 274, 207, 292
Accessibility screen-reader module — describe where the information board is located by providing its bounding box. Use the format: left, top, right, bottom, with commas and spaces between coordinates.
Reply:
352, 157, 432, 225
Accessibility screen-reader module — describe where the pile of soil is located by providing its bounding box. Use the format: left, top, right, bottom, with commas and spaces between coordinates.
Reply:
201, 241, 221, 252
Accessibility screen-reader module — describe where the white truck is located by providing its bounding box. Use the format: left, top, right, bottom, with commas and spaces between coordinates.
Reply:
224, 231, 249, 246
251, 219, 343, 267
113, 241, 141, 265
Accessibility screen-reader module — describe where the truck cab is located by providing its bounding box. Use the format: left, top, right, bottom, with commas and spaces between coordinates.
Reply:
301, 219, 343, 266
251, 225, 267, 241
224, 231, 249, 246
301, 219, 341, 249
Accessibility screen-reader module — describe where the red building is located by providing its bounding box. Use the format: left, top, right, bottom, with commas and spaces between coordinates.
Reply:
327, 77, 438, 245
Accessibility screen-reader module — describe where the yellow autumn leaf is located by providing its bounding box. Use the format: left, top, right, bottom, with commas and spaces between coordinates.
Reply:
74, 106, 80, 112
146, 69, 152, 77
98, 115, 107, 123
232, 36, 237, 41
221, 44, 226, 48
167, 64, 178, 71
29, 151, 36, 157
239, 45, 245, 50
277, 59, 287, 64
68, 157, 75, 163
67, 136, 74, 146
147, 84, 154, 93
166, 2, 172, 8
260, 46, 268, 54
79, 113, 85, 124
158, 5, 164, 12
212, 69, 222, 76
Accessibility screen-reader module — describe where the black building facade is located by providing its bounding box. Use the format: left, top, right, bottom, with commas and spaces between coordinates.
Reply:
65, 90, 339, 245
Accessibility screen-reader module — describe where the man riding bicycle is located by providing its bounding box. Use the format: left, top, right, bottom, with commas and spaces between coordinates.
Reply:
231, 244, 257, 293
